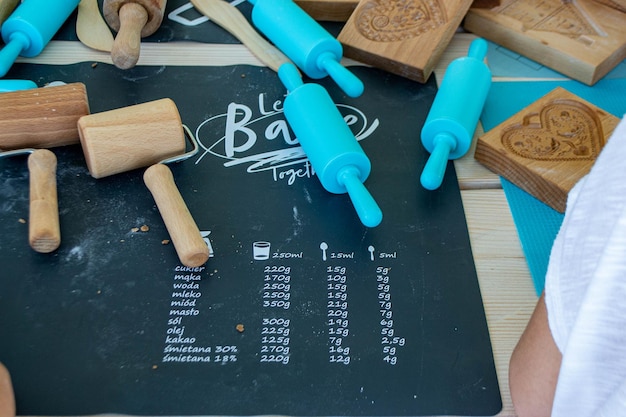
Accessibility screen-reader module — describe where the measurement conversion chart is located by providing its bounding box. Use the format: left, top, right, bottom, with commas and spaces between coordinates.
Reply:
162, 245, 408, 369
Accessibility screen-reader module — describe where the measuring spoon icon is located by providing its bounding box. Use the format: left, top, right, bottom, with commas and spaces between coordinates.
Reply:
368, 245, 375, 261
320, 242, 328, 261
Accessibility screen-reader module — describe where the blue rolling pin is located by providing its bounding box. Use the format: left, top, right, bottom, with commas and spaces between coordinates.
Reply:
248, 0, 364, 98
0, 79, 36, 92
278, 62, 382, 228
0, 0, 80, 77
420, 38, 492, 190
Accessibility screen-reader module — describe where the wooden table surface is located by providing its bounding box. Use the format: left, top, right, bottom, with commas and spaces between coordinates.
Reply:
16, 33, 539, 417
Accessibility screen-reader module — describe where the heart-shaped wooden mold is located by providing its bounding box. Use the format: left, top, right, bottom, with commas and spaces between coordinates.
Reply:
501, 99, 605, 161
474, 87, 620, 213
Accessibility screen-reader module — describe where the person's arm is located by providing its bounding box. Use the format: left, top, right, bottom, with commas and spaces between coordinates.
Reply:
509, 292, 562, 417
0, 362, 15, 417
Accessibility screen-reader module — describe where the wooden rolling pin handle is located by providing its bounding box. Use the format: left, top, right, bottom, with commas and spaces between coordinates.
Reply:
0, 362, 15, 417
28, 149, 61, 253
111, 2, 148, 69
143, 164, 210, 268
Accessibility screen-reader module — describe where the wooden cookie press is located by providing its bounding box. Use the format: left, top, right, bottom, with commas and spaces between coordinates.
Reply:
337, 0, 474, 84
0, 82, 90, 253
475, 87, 620, 212
103, 0, 167, 69
77, 98, 210, 267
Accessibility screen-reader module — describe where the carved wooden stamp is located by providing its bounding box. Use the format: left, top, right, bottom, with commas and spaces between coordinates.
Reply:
337, 0, 474, 83
464, 0, 626, 85
475, 87, 621, 212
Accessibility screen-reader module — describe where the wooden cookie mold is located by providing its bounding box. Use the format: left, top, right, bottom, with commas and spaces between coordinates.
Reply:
337, 0, 474, 83
474, 87, 620, 212
464, 0, 626, 85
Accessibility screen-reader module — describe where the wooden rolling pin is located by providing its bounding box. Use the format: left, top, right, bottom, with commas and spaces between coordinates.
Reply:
0, 82, 90, 150
78, 99, 210, 267
103, 0, 167, 69
0, 362, 15, 417
77, 98, 185, 179
0, 83, 87, 253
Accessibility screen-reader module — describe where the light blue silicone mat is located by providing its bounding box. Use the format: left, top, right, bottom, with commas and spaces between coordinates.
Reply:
480, 78, 626, 294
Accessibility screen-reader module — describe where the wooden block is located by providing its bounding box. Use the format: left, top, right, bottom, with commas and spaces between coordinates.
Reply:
337, 0, 474, 83
474, 87, 620, 213
464, 0, 626, 85
295, 0, 358, 21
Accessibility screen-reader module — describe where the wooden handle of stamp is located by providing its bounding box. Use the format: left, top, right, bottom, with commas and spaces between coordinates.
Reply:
110, 2, 148, 69
0, 362, 15, 417
143, 164, 210, 267
28, 149, 61, 253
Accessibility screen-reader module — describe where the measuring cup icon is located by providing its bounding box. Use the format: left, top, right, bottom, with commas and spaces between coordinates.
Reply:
253, 241, 271, 260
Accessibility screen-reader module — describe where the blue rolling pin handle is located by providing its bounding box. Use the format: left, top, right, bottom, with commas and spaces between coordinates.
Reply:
0, 79, 37, 93
468, 37, 488, 60
0, 31, 29, 77
337, 165, 383, 228
278, 62, 303, 92
420, 132, 456, 190
318, 52, 364, 98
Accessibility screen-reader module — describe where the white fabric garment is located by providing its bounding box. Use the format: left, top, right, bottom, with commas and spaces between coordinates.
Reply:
545, 114, 626, 416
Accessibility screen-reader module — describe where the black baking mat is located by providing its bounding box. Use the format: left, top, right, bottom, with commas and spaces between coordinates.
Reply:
0, 62, 501, 416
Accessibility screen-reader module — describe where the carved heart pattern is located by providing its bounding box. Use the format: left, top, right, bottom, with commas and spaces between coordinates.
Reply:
355, 0, 447, 42
502, 99, 605, 161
